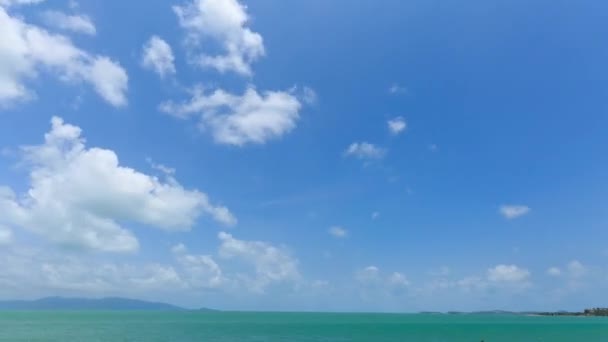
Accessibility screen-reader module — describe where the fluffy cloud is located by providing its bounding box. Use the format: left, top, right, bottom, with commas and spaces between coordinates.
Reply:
356, 266, 410, 296
547, 261, 586, 279
0, 7, 127, 106
328, 226, 348, 238
487, 264, 530, 283
0, 232, 304, 300
41, 10, 96, 35
160, 86, 303, 146
423, 264, 532, 296
0, 117, 235, 252
344, 142, 386, 160
387, 117, 407, 135
172, 245, 224, 289
499, 205, 530, 219
142, 36, 176, 78
173, 0, 264, 76
0, 247, 187, 297
218, 232, 300, 292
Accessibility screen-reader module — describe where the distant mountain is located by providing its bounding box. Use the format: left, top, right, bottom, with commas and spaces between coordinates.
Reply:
0, 297, 201, 311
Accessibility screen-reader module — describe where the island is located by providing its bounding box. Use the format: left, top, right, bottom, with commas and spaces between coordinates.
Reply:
537, 308, 608, 317
0, 297, 215, 311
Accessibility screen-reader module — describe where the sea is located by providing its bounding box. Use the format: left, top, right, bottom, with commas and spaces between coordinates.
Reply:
0, 311, 607, 341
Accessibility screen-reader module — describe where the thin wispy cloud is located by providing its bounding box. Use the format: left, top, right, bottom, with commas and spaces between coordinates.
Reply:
388, 83, 407, 95
41, 10, 96, 35
328, 226, 348, 238
344, 142, 386, 160
499, 205, 530, 219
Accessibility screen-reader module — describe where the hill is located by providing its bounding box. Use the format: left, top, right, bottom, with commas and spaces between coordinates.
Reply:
0, 297, 193, 311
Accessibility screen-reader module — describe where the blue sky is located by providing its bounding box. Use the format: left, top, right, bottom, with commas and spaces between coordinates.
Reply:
0, 0, 607, 312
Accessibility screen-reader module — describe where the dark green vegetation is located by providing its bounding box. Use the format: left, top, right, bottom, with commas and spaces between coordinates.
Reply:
538, 308, 608, 317
0, 297, 213, 311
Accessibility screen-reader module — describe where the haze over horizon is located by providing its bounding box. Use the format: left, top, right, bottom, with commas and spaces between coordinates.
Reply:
1, 0, 607, 312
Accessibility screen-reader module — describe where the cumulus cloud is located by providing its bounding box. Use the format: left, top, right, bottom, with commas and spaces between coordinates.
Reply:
41, 10, 96, 35
172, 246, 224, 289
487, 264, 530, 283
0, 117, 235, 252
173, 0, 264, 76
328, 226, 348, 238
387, 117, 407, 135
356, 266, 410, 296
499, 205, 530, 219
218, 232, 300, 292
160, 86, 303, 146
142, 36, 176, 78
423, 264, 532, 296
0, 247, 189, 297
344, 142, 386, 160
0, 7, 127, 106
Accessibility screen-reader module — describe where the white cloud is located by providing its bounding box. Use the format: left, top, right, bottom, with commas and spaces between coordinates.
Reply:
147, 158, 176, 176
173, 248, 224, 289
356, 266, 410, 296
301, 87, 317, 105
173, 0, 264, 76
499, 205, 530, 219
567, 260, 586, 278
0, 247, 187, 297
0, 0, 44, 7
41, 10, 96, 35
142, 36, 176, 78
387, 117, 407, 135
487, 264, 530, 283
171, 243, 188, 254
344, 142, 386, 160
388, 272, 410, 287
388, 83, 407, 95
0, 225, 12, 245
547, 267, 561, 276
328, 226, 348, 238
218, 232, 300, 292
160, 86, 302, 146
356, 266, 380, 283
86, 57, 128, 106
0, 117, 235, 252
0, 8, 127, 106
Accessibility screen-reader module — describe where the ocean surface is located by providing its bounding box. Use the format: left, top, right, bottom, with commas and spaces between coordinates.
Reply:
0, 311, 607, 341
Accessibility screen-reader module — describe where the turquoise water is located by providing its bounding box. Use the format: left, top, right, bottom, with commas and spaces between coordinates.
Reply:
0, 311, 607, 341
